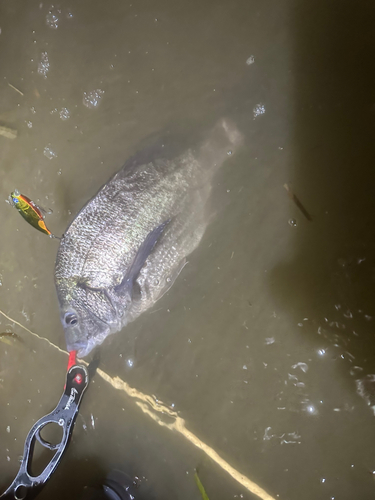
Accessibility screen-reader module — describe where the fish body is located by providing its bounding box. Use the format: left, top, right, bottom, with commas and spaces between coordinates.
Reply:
10, 190, 53, 236
55, 119, 242, 358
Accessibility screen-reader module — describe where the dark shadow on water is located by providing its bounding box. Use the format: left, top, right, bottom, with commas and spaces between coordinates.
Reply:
270, 1, 375, 373
34, 457, 142, 500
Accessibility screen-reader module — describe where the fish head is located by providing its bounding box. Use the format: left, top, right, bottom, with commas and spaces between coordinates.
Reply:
57, 279, 121, 358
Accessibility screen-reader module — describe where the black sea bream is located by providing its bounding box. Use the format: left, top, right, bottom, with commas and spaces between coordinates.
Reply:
55, 119, 242, 357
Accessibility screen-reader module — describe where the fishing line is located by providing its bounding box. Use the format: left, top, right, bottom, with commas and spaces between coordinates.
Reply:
0, 308, 277, 500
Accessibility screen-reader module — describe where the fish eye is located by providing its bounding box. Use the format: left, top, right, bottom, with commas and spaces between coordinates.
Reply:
13, 198, 19, 204
64, 312, 78, 326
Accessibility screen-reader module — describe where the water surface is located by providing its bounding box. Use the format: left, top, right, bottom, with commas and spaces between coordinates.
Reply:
1, 1, 375, 499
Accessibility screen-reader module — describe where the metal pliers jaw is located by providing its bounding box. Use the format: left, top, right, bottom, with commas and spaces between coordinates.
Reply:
0, 365, 89, 500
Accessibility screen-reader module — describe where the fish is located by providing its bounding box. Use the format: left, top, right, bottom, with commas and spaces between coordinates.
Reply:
55, 119, 242, 358
9, 190, 56, 237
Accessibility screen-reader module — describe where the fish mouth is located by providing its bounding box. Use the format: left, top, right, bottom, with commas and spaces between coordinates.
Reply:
76, 345, 91, 359
67, 331, 109, 359
67, 340, 92, 359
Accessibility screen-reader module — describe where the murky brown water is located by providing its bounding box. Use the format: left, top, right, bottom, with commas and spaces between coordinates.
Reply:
2, 0, 375, 499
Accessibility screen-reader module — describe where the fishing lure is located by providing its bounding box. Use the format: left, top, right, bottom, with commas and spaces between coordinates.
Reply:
9, 189, 56, 238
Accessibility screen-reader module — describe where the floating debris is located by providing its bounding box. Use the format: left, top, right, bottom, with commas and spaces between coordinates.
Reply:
356, 375, 375, 414
9, 189, 58, 238
246, 55, 255, 65
284, 183, 312, 221
291, 362, 308, 373
7, 82, 24, 96
0, 125, 17, 139
0, 331, 24, 346
265, 337, 275, 345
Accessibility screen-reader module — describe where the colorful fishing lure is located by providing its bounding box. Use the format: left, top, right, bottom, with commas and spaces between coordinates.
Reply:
9, 189, 56, 237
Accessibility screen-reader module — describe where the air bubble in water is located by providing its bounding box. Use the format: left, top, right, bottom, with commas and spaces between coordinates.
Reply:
304, 404, 318, 415
46, 8, 59, 29
43, 145, 57, 160
83, 89, 104, 109
59, 107, 70, 120
288, 218, 297, 227
253, 103, 265, 118
38, 52, 50, 78
125, 357, 134, 369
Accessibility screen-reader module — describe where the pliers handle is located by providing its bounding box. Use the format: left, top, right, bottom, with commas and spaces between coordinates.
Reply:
0, 364, 89, 500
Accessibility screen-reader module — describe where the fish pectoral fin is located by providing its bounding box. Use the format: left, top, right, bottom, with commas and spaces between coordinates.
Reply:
115, 220, 170, 295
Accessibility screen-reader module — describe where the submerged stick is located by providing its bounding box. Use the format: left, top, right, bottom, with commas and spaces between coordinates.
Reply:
0, 308, 278, 500
7, 82, 24, 96
284, 183, 312, 221
0, 125, 17, 139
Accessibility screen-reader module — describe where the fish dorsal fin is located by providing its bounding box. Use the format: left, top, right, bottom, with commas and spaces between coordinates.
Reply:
115, 220, 170, 296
